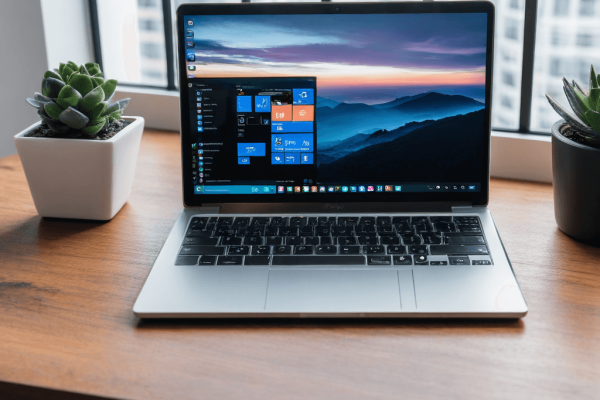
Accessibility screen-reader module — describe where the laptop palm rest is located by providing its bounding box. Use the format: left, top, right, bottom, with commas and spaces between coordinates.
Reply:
265, 269, 415, 312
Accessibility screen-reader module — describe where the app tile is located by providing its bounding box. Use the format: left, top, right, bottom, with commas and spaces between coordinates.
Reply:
271, 153, 284, 165
271, 134, 314, 152
271, 121, 313, 133
284, 153, 301, 165
293, 105, 314, 121
272, 104, 292, 121
293, 88, 314, 105
238, 157, 250, 165
255, 96, 271, 112
237, 96, 252, 112
300, 153, 314, 164
237, 143, 266, 157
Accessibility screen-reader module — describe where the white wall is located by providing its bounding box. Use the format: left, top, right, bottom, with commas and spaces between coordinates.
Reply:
0, 0, 49, 158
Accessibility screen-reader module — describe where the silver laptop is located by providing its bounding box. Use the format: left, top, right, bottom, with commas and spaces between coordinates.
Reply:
133, 1, 528, 318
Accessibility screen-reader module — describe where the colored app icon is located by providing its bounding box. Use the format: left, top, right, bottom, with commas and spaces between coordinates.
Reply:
197, 121, 202, 126
278, 186, 284, 193
186, 41, 195, 48
385, 185, 393, 192
328, 187, 335, 192
191, 143, 197, 149
255, 96, 271, 112
237, 96, 252, 112
395, 186, 402, 191
187, 19, 194, 26
301, 153, 314, 164
342, 186, 348, 192
197, 115, 202, 120
367, 186, 375, 192
293, 105, 314, 121
272, 104, 292, 121
376, 185, 383, 192
238, 157, 250, 165
311, 186, 318, 193
319, 186, 326, 193
186, 30, 194, 38
285, 153, 300, 164
469, 185, 476, 190
351, 186, 357, 192
197, 127, 203, 132
295, 186, 301, 193
303, 186, 309, 193
271, 154, 284, 164
287, 187, 293, 192
359, 186, 366, 192
335, 186, 341, 192
188, 65, 196, 71
293, 88, 315, 105
186, 53, 195, 61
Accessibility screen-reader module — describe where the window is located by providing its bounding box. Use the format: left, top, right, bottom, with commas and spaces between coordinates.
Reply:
92, 0, 599, 135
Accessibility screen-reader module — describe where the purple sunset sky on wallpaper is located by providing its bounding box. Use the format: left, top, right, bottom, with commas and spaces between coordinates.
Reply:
187, 13, 488, 104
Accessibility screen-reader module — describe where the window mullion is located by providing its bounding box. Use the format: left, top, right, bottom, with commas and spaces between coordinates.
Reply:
518, 0, 539, 133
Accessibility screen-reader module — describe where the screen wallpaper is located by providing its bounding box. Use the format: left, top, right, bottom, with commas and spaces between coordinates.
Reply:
186, 13, 488, 185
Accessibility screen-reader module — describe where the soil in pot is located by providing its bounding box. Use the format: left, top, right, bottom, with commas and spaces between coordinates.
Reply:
25, 119, 132, 140
559, 123, 600, 149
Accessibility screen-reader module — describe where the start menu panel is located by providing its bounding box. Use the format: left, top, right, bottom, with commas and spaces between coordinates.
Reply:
189, 77, 317, 194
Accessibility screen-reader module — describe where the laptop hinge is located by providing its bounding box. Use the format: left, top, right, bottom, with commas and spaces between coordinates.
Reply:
451, 204, 475, 213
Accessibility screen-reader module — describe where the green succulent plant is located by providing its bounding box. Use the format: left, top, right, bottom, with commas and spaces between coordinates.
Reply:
546, 64, 600, 145
26, 61, 130, 136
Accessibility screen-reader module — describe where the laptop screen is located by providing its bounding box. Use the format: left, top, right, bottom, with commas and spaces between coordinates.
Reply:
178, 3, 493, 204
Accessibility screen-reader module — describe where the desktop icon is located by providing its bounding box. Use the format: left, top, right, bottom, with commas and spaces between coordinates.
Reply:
188, 65, 196, 71
469, 185, 476, 190
328, 186, 335, 192
278, 186, 284, 193
395, 186, 402, 192
187, 19, 194, 26
303, 186, 309, 192
287, 186, 293, 193
311, 186, 318, 193
335, 186, 341, 192
186, 53, 195, 62
385, 185, 393, 192
186, 41, 195, 48
359, 186, 366, 192
367, 186, 375, 192
295, 186, 301, 193
376, 186, 383, 192
319, 186, 326, 193
350, 186, 357, 192
342, 186, 348, 192
186, 30, 194, 38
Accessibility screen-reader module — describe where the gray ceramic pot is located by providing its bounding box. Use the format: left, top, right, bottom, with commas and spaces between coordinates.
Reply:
552, 120, 600, 246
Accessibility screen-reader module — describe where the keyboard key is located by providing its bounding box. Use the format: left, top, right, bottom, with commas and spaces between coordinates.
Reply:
445, 235, 485, 245
411, 216, 429, 224
199, 255, 217, 265
378, 225, 394, 234
356, 224, 376, 234
175, 256, 198, 265
221, 237, 242, 246
401, 234, 420, 245
338, 236, 357, 245
290, 217, 306, 227
307, 217, 318, 226
340, 245, 360, 254
264, 227, 279, 236
338, 217, 359, 225
217, 256, 243, 265
228, 246, 250, 255
179, 246, 225, 256
430, 216, 453, 223
252, 246, 271, 255
270, 217, 286, 227
281, 227, 299, 236
394, 223, 413, 234
305, 236, 320, 245
409, 245, 428, 255
449, 256, 470, 265
435, 222, 457, 233
387, 245, 407, 254
332, 226, 353, 236
273, 245, 292, 255
251, 217, 270, 226
317, 217, 331, 226
182, 237, 219, 246
244, 236, 263, 245
368, 256, 391, 265
430, 261, 448, 265
246, 227, 265, 236
472, 260, 492, 265
186, 228, 213, 237
316, 245, 337, 254
299, 226, 314, 236
393, 255, 412, 265
380, 236, 400, 245
266, 236, 282, 245
460, 227, 482, 233
422, 233, 443, 245
392, 216, 411, 224
363, 245, 385, 254
294, 245, 313, 255
360, 217, 375, 225
316, 227, 331, 236
376, 217, 391, 226
358, 235, 378, 245
415, 255, 428, 264
244, 256, 271, 265
430, 245, 488, 255
320, 236, 332, 245
286, 236, 303, 245
272, 256, 365, 265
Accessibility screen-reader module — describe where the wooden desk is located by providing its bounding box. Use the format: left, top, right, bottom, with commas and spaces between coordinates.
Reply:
1, 130, 599, 400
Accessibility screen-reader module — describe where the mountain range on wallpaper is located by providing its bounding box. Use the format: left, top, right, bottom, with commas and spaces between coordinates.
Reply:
315, 91, 485, 182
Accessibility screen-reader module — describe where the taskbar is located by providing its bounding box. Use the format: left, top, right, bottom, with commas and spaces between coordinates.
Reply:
194, 183, 480, 195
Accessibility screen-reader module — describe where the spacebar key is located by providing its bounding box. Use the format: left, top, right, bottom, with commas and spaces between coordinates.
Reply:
272, 256, 365, 265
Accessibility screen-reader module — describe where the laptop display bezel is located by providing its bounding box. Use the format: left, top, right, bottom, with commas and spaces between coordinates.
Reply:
177, 1, 494, 207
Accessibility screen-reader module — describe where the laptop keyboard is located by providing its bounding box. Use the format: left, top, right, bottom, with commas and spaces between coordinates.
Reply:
176, 215, 491, 267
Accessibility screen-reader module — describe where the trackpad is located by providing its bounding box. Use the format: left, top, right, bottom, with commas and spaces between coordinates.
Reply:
265, 269, 401, 312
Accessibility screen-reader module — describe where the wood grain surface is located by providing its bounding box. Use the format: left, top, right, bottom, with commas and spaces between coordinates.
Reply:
1, 130, 599, 400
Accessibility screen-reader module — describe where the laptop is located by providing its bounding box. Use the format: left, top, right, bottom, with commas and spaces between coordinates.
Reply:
133, 1, 528, 318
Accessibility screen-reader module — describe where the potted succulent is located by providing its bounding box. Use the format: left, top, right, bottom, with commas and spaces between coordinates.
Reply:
546, 65, 600, 245
14, 61, 144, 220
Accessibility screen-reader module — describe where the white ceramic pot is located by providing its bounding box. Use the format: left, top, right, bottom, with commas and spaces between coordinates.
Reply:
14, 116, 145, 220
